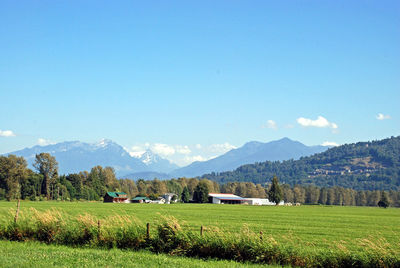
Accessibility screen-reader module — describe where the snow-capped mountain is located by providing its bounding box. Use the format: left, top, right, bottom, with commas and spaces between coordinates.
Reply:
132, 149, 179, 173
5, 137, 329, 180
4, 139, 174, 177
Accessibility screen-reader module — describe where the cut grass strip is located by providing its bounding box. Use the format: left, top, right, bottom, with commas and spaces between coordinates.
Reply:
0, 240, 281, 268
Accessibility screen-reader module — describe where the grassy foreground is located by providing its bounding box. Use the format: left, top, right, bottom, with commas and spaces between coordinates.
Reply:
0, 240, 277, 268
0, 202, 398, 251
0, 202, 399, 267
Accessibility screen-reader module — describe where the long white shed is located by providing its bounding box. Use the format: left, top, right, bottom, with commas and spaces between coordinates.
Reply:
246, 198, 284, 205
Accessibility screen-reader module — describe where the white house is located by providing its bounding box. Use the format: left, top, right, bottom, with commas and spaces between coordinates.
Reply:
150, 197, 166, 204
162, 193, 177, 204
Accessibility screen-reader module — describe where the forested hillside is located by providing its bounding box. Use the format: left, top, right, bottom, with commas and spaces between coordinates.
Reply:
201, 136, 400, 190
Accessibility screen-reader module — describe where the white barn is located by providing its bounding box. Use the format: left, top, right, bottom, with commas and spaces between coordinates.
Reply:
208, 193, 248, 204
245, 198, 284, 206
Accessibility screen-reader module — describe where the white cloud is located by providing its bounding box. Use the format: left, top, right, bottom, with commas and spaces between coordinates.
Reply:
127, 145, 146, 157
321, 141, 340, 147
176, 145, 191, 155
208, 142, 237, 153
126, 142, 237, 166
263, 120, 277, 130
37, 138, 55, 146
129, 143, 191, 157
129, 152, 145, 157
184, 155, 206, 163
297, 116, 338, 129
376, 113, 391, 120
131, 145, 145, 152
151, 143, 176, 156
0, 130, 16, 137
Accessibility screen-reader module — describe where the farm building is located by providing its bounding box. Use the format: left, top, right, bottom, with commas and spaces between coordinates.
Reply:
150, 197, 166, 204
245, 198, 284, 206
162, 193, 177, 204
208, 193, 248, 204
104, 192, 128, 203
131, 196, 150, 203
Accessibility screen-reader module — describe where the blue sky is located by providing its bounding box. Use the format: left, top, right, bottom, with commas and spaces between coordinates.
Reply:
1, 1, 399, 166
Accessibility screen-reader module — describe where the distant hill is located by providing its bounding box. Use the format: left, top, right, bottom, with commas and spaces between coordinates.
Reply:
4, 139, 177, 177
170, 138, 328, 178
201, 136, 400, 191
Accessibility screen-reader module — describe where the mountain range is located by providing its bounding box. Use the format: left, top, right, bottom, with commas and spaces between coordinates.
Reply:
201, 136, 400, 190
4, 139, 177, 177
168, 138, 327, 178
4, 138, 329, 178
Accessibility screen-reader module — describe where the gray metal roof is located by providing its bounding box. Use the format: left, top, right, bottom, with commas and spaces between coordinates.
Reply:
132, 196, 150, 200
214, 196, 247, 201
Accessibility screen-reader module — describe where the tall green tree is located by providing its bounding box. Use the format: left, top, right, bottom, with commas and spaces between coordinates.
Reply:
378, 191, 390, 208
66, 173, 83, 199
33, 153, 58, 199
136, 179, 147, 195
268, 175, 283, 205
193, 181, 209, 203
181, 186, 190, 203
102, 167, 120, 190
21, 172, 43, 200
119, 179, 138, 198
166, 179, 183, 197
0, 155, 29, 200
87, 166, 107, 199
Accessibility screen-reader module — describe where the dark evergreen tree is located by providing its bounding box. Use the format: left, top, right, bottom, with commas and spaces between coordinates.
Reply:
268, 175, 283, 205
181, 186, 190, 203
193, 182, 209, 203
378, 191, 390, 208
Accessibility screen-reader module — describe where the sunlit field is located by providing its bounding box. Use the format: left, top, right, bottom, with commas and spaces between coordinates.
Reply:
1, 201, 398, 251
0, 201, 399, 267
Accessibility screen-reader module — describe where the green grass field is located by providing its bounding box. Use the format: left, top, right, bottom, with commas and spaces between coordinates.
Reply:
1, 201, 398, 252
0, 201, 399, 266
0, 240, 279, 268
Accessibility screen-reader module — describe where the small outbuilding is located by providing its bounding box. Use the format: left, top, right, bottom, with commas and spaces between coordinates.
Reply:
131, 196, 150, 203
104, 192, 128, 203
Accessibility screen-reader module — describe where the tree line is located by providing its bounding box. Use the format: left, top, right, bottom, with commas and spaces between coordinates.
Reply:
0, 153, 398, 207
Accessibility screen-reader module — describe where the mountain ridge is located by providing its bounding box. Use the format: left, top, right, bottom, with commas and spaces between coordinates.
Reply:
4, 139, 177, 177
5, 137, 331, 179
169, 137, 328, 178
